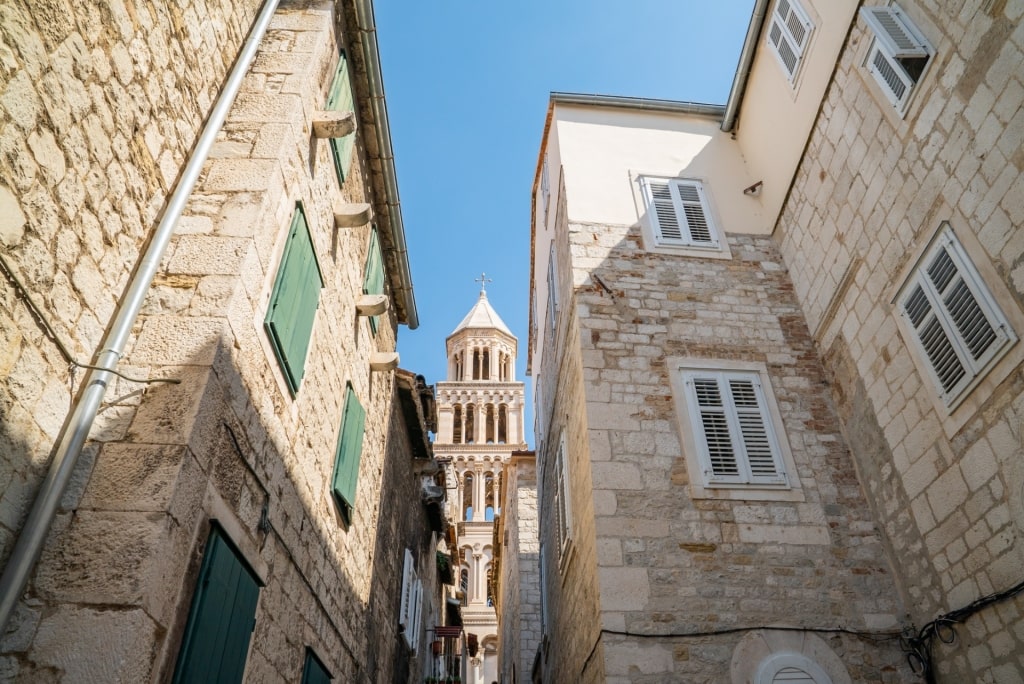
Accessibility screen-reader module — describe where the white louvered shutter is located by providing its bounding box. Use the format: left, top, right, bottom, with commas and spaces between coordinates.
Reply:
685, 371, 787, 486
399, 549, 415, 644
768, 0, 813, 81
727, 378, 785, 484
648, 179, 683, 242
644, 178, 719, 248
860, 6, 929, 110
691, 376, 741, 482
901, 233, 1012, 405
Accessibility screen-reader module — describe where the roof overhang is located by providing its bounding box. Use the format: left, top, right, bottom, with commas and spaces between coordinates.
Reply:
346, 0, 419, 329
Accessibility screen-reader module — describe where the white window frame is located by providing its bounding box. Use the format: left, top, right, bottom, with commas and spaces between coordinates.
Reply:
670, 359, 803, 502
399, 549, 422, 650
546, 242, 559, 333
896, 225, 1016, 409
767, 0, 814, 85
639, 176, 721, 250
553, 432, 573, 567
860, 4, 932, 116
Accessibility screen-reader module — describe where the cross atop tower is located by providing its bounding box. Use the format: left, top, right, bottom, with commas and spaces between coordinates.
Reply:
474, 272, 493, 294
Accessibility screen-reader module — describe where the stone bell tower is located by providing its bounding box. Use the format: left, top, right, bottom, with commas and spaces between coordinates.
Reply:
434, 278, 526, 684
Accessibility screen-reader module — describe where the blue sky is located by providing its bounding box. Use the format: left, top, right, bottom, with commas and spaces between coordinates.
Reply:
377, 1, 756, 445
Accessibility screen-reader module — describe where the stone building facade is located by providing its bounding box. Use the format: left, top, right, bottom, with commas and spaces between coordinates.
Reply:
0, 1, 447, 681
525, 0, 1024, 682
492, 451, 541, 684
434, 289, 528, 683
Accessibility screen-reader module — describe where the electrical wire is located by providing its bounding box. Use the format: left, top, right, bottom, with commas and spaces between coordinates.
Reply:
0, 252, 179, 385
900, 577, 1024, 684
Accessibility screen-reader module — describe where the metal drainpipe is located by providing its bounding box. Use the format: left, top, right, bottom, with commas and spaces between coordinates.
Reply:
0, 0, 282, 632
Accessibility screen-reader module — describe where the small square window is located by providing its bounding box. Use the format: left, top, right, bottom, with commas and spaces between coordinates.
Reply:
639, 177, 721, 250
897, 226, 1016, 408
265, 204, 324, 396
860, 4, 932, 115
767, 0, 814, 84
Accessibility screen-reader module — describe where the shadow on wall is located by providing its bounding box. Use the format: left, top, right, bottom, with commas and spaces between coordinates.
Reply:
0, 334, 372, 682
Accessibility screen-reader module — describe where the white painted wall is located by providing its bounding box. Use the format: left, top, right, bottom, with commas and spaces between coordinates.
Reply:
734, 0, 860, 227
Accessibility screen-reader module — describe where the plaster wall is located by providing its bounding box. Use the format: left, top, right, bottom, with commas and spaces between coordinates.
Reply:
734, 0, 859, 226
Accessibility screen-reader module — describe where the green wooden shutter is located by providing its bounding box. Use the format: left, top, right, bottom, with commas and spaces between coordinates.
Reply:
173, 527, 260, 684
301, 649, 332, 684
326, 53, 355, 184
362, 228, 385, 335
265, 205, 324, 395
332, 385, 366, 525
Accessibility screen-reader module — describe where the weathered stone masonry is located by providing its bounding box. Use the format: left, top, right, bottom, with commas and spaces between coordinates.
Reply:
776, 1, 1024, 680
1, 1, 429, 682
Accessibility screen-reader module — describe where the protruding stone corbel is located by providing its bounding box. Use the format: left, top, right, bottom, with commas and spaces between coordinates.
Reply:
370, 351, 399, 373
312, 110, 356, 139
356, 294, 389, 317
334, 202, 372, 228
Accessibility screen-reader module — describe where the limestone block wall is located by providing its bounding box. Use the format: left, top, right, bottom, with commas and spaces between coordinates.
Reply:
535, 199, 605, 684
775, 1, 1024, 679
497, 458, 540, 684
561, 217, 909, 681
365, 391, 440, 684
0, 0, 261, 581
1, 1, 412, 681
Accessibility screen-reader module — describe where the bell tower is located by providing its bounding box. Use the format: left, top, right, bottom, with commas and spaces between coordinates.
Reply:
435, 278, 525, 684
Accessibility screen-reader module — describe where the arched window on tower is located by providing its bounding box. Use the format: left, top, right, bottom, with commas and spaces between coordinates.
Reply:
484, 472, 495, 521
463, 472, 474, 521
482, 348, 490, 380
472, 348, 480, 380
452, 404, 462, 444
465, 404, 475, 443
454, 352, 462, 381
498, 404, 508, 444
485, 404, 495, 443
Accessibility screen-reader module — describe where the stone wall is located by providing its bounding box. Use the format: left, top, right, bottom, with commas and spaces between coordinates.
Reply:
497, 456, 540, 684
560, 216, 909, 681
1, 1, 417, 681
535, 192, 606, 684
0, 0, 262, 578
775, 1, 1024, 679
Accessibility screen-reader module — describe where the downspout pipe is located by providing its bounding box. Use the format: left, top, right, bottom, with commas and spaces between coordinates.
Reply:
721, 0, 771, 133
0, 0, 282, 632
352, 0, 419, 330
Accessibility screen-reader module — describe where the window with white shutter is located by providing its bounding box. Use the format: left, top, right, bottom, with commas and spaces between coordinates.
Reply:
398, 549, 421, 650
898, 227, 1015, 408
767, 0, 813, 84
860, 4, 932, 115
553, 433, 573, 565
546, 242, 559, 333
640, 177, 720, 250
681, 370, 788, 488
